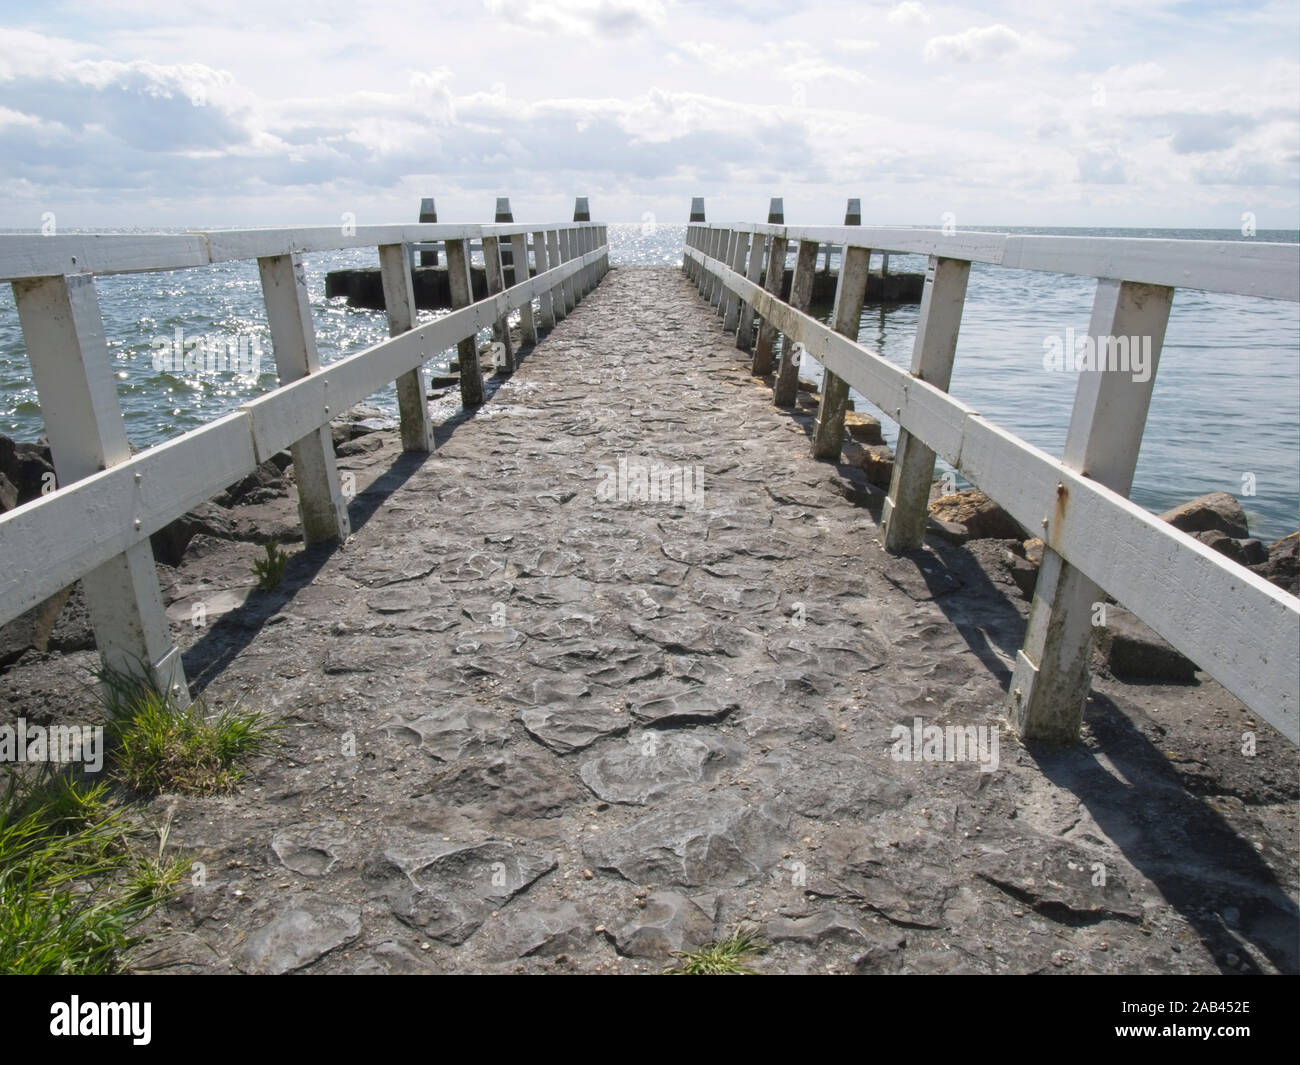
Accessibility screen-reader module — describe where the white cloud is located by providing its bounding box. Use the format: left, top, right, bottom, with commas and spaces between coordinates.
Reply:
886, 2, 929, 28
923, 25, 1068, 63
481, 0, 667, 38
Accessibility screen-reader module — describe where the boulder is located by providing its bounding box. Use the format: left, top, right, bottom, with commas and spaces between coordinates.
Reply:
1192, 530, 1267, 567
1250, 532, 1299, 596
844, 411, 884, 445
929, 489, 1025, 540
0, 471, 16, 512
1096, 606, 1197, 683
0, 586, 73, 668
0, 436, 55, 505
150, 501, 237, 567
842, 442, 895, 489
1160, 492, 1248, 539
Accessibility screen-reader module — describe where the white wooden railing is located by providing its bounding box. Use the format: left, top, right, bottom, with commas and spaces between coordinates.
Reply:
0, 220, 609, 703
684, 221, 1299, 746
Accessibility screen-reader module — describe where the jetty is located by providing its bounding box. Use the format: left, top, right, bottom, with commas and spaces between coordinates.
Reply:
0, 206, 1297, 974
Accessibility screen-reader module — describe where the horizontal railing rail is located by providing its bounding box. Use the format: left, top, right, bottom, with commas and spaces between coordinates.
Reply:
684, 221, 1299, 746
0, 222, 601, 282
0, 220, 610, 702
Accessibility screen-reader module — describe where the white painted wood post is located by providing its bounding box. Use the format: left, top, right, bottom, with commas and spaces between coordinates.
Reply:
713, 230, 735, 313
736, 231, 767, 352
443, 238, 485, 407
773, 240, 821, 407
546, 230, 566, 321
510, 231, 538, 347
722, 230, 751, 332
257, 253, 352, 545
599, 225, 609, 278
1009, 278, 1175, 743
880, 256, 971, 551
481, 235, 514, 373
378, 243, 434, 453
576, 227, 593, 296
533, 230, 554, 329
812, 245, 871, 460
560, 230, 577, 313
751, 234, 788, 375
12, 272, 191, 703
697, 229, 715, 295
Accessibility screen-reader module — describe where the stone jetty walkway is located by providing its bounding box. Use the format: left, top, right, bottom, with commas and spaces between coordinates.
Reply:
5, 266, 1295, 974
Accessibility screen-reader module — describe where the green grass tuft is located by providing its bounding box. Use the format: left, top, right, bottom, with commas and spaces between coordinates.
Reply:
0, 768, 181, 974
663, 926, 768, 975
98, 668, 279, 796
252, 538, 289, 591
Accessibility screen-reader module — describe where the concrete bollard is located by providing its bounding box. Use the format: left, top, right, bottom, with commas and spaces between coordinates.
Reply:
418, 198, 438, 266
689, 197, 706, 222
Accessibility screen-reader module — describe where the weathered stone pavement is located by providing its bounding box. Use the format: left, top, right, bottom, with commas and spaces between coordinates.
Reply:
6, 266, 1295, 974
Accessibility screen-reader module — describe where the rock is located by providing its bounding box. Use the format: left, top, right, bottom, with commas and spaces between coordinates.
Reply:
854, 444, 895, 489
578, 731, 734, 805
765, 910, 874, 947
631, 691, 739, 727
929, 490, 1025, 540
427, 750, 584, 818
0, 471, 16, 512
364, 837, 555, 943
1097, 606, 1197, 682
1250, 532, 1298, 596
234, 901, 361, 974
482, 901, 586, 961
271, 826, 343, 877
611, 891, 714, 959
214, 460, 286, 507
753, 748, 911, 820
1192, 530, 1267, 567
520, 704, 630, 754
1160, 492, 1249, 539
0, 586, 73, 668
843, 411, 884, 445
975, 839, 1143, 924
150, 501, 236, 567
46, 583, 94, 654
385, 707, 511, 762
582, 793, 791, 888
0, 436, 55, 505
1000, 541, 1039, 599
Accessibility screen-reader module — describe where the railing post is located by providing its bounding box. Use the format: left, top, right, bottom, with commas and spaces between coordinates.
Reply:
481, 234, 514, 373
12, 272, 191, 704
811, 245, 871, 460
578, 227, 593, 296
378, 243, 434, 453
880, 256, 971, 550
697, 229, 716, 295
712, 229, 735, 312
533, 230, 554, 329
559, 229, 577, 313
773, 239, 820, 407
546, 230, 567, 321
443, 238, 485, 407
721, 229, 750, 332
736, 230, 767, 352
510, 231, 537, 347
599, 224, 609, 278
751, 234, 788, 375
1009, 278, 1174, 743
258, 253, 352, 546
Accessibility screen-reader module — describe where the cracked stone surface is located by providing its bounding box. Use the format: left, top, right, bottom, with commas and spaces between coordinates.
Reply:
2, 266, 1295, 974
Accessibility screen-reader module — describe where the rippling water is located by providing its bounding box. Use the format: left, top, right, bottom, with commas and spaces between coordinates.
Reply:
1, 223, 1296, 541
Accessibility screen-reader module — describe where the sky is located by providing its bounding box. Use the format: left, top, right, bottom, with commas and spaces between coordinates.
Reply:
0, 0, 1297, 230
